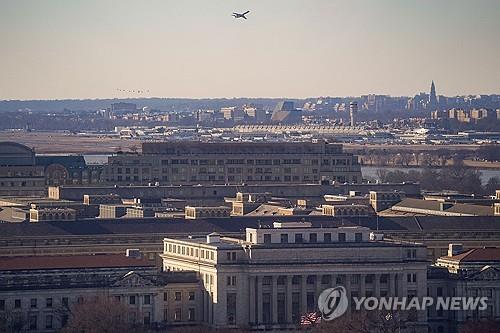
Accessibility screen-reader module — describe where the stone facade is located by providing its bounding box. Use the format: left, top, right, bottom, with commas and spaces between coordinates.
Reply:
428, 246, 500, 333
0, 254, 201, 332
103, 141, 362, 186
161, 222, 428, 330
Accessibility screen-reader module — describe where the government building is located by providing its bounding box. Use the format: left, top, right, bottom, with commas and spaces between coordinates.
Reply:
161, 222, 428, 331
0, 251, 202, 332
103, 141, 362, 185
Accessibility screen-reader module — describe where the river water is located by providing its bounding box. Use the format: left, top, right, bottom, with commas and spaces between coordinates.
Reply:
361, 166, 500, 184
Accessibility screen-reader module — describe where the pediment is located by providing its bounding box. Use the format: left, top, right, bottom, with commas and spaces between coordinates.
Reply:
468, 266, 500, 281
112, 271, 154, 288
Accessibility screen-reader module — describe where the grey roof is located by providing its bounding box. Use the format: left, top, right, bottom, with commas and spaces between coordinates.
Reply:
0, 269, 198, 291
36, 155, 87, 169
392, 198, 494, 216
0, 215, 499, 239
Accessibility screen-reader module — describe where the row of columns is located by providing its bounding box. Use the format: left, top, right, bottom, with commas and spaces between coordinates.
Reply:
248, 272, 411, 325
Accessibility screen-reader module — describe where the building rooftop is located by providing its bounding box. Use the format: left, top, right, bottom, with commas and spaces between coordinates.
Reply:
0, 254, 154, 271
441, 247, 500, 263
0, 215, 499, 239
390, 198, 494, 216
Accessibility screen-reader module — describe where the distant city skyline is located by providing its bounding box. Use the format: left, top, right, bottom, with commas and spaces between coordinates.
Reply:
1, 0, 499, 100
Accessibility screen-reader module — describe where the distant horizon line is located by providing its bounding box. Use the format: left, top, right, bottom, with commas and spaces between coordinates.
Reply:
2, 92, 500, 103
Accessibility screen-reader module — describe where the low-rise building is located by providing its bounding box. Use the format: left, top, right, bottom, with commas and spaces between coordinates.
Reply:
83, 194, 122, 205
428, 245, 500, 333
370, 190, 405, 212
0, 252, 202, 332
322, 204, 372, 217
184, 206, 231, 219
29, 206, 76, 222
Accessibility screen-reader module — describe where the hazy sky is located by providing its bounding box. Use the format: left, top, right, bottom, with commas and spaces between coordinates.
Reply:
1, 0, 499, 100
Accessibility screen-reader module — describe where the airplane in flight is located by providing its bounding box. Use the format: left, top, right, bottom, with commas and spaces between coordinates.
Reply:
232, 10, 250, 19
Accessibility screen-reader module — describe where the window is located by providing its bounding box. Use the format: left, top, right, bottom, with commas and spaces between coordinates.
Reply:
175, 292, 182, 301
62, 297, 69, 307
141, 311, 150, 325
262, 276, 272, 285
263, 234, 271, 244
29, 315, 37, 330
338, 233, 346, 242
45, 315, 53, 329
163, 292, 168, 301
46, 298, 52, 308
0, 299, 5, 311
324, 233, 332, 243
174, 308, 182, 321
189, 292, 195, 301
226, 251, 236, 261
227, 293, 237, 324
295, 233, 303, 243
277, 276, 286, 285
309, 233, 317, 243
144, 295, 151, 305
355, 233, 363, 242
164, 308, 169, 321
129, 296, 136, 305
280, 234, 288, 243
188, 308, 196, 321
31, 298, 37, 308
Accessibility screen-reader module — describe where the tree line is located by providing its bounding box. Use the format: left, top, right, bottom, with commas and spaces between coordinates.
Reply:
375, 163, 499, 195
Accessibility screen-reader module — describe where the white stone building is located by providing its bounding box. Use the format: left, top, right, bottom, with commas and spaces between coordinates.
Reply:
161, 222, 428, 330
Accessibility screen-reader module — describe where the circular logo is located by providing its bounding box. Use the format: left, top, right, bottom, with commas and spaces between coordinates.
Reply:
318, 286, 348, 321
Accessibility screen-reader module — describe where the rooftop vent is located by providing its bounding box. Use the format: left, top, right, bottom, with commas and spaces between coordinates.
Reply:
448, 243, 463, 257
126, 248, 142, 259
206, 232, 221, 244
369, 232, 384, 241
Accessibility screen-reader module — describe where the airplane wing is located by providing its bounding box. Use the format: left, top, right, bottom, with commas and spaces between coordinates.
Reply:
243, 10, 250, 15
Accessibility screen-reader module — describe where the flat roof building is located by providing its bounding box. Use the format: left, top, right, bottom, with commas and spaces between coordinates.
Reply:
161, 222, 428, 330
103, 141, 362, 186
0, 252, 202, 332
